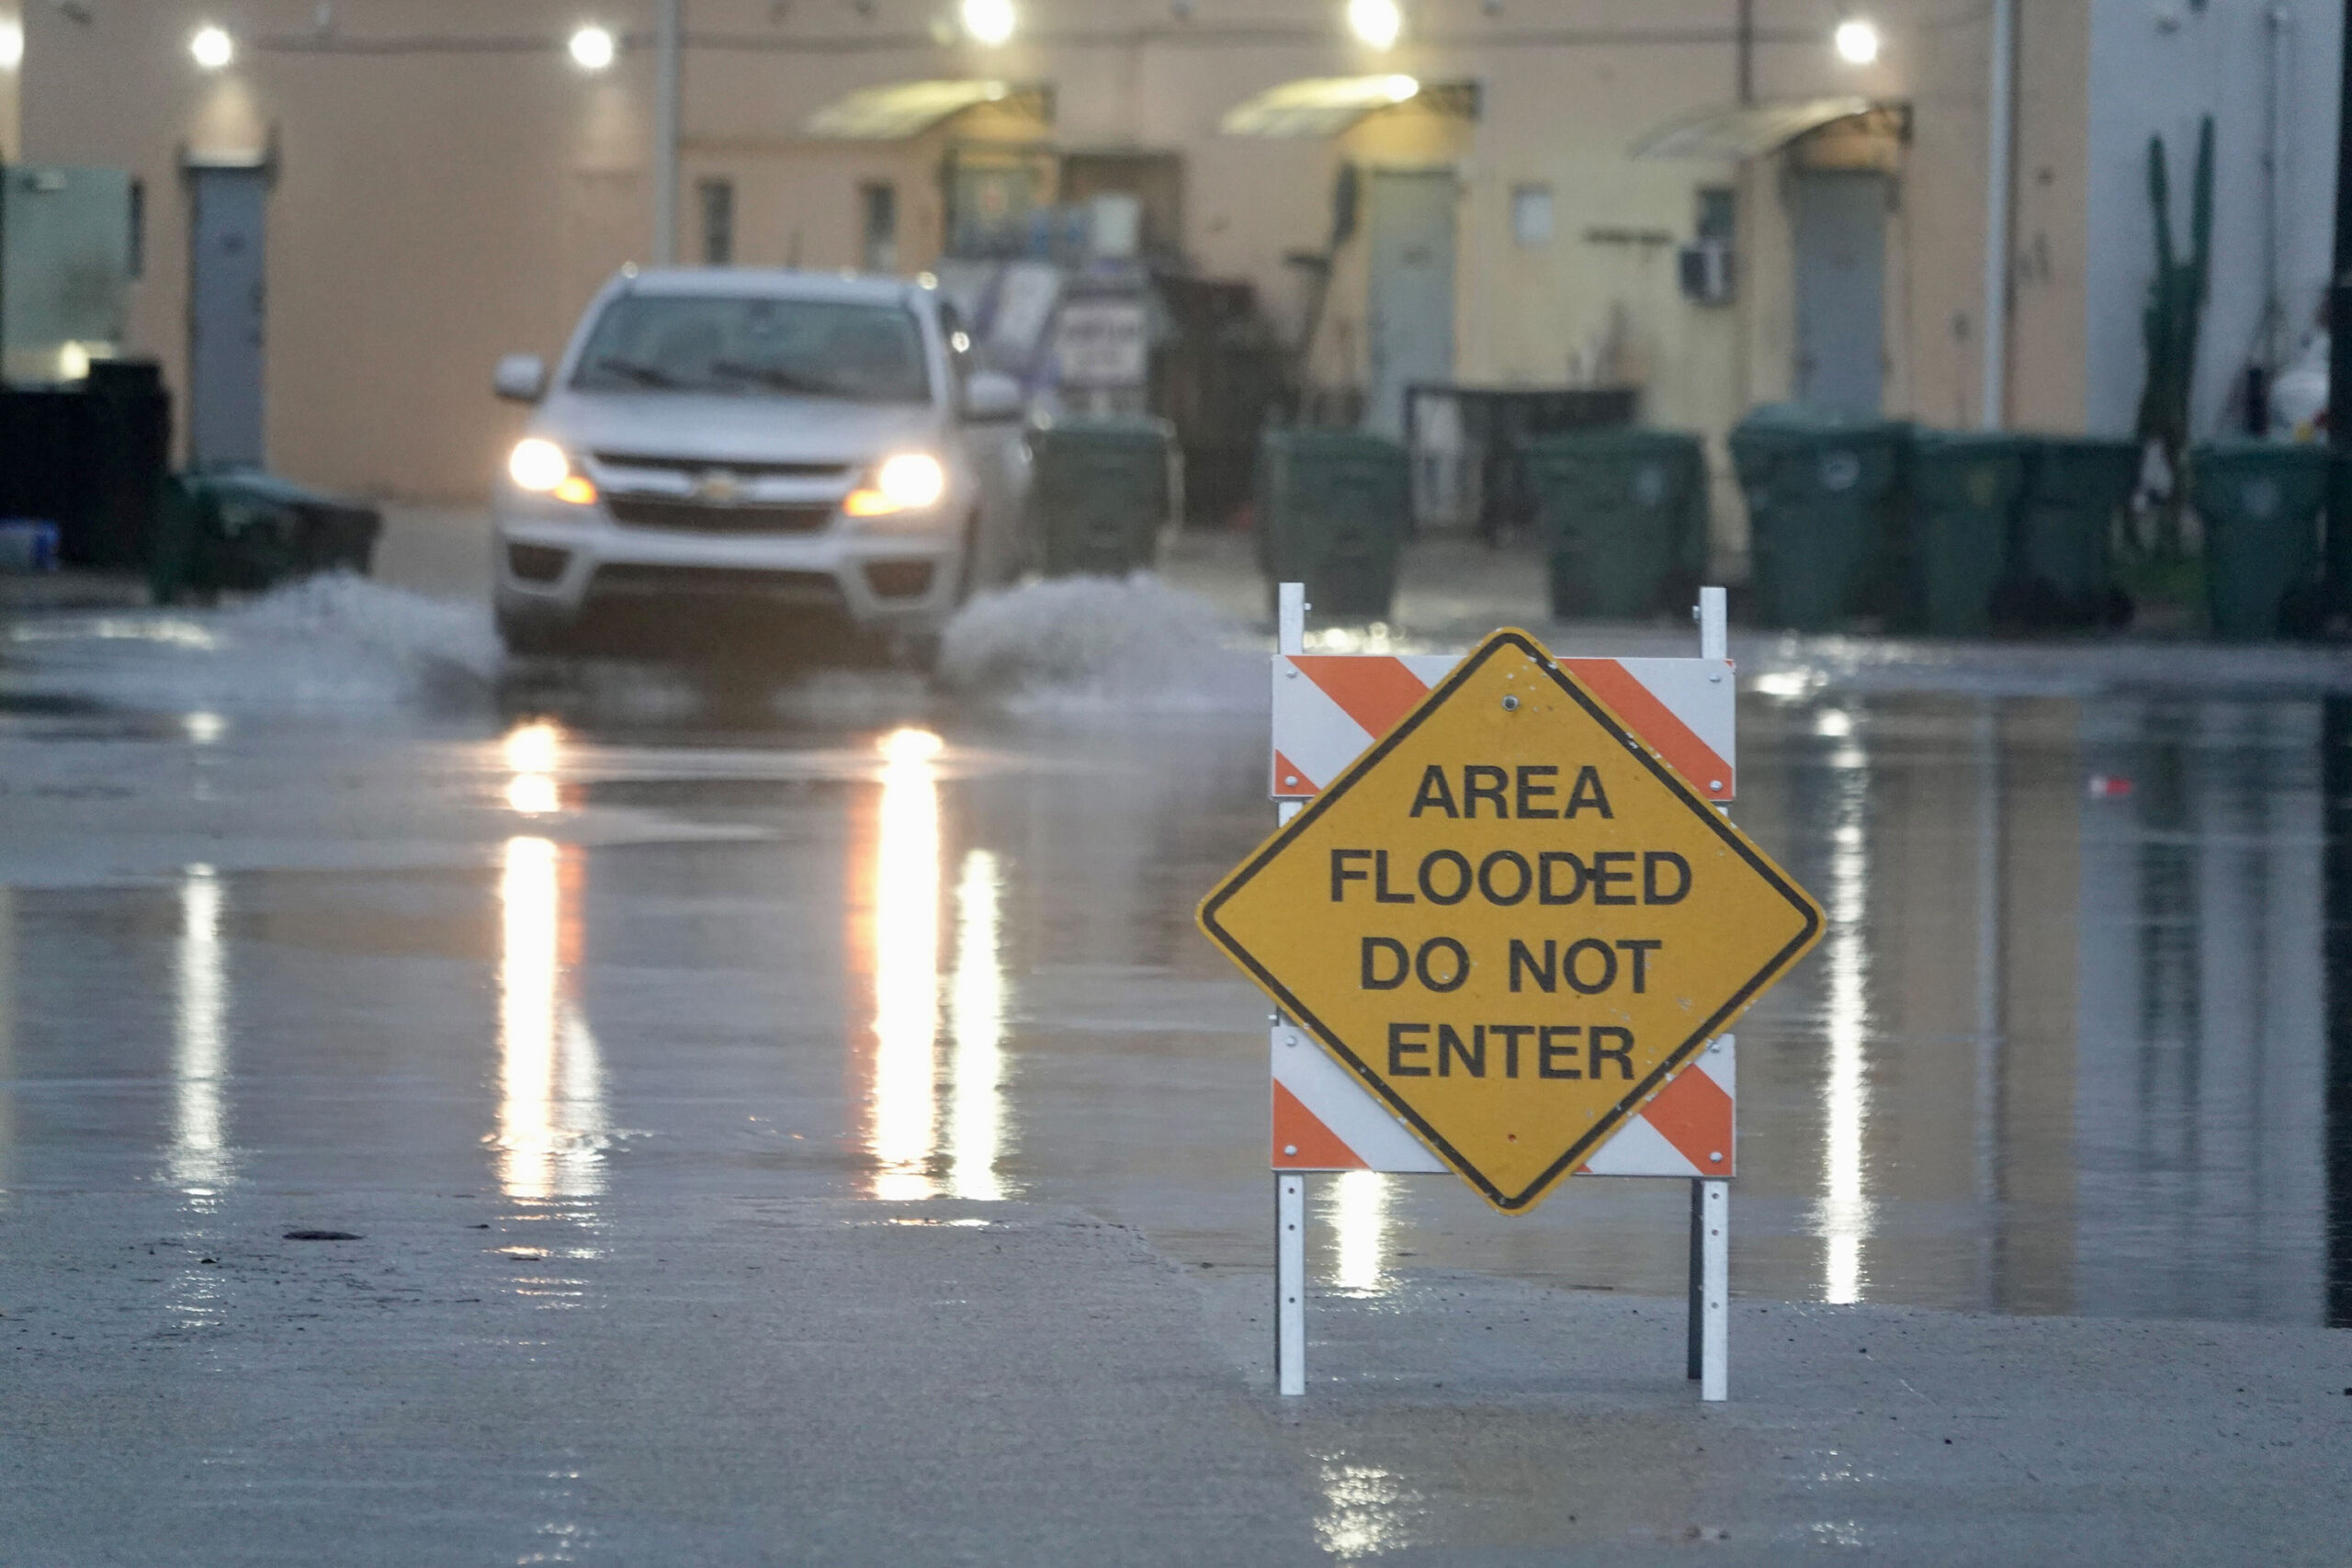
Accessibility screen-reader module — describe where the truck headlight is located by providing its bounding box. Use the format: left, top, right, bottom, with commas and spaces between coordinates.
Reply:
509, 438, 597, 505
843, 453, 947, 519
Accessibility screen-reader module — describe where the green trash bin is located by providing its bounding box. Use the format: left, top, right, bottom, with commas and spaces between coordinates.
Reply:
1026, 417, 1179, 578
2008, 438, 2138, 628
1521, 428, 1707, 620
150, 467, 383, 604
2324, 451, 2352, 606
1728, 405, 1907, 632
1256, 428, 1409, 619
1905, 430, 2029, 636
2187, 439, 2330, 639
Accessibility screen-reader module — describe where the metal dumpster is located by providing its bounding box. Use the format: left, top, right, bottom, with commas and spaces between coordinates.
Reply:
0, 360, 172, 570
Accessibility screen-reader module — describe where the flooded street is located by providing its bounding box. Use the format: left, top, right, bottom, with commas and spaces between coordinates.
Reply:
4, 564, 2346, 1330
3, 554, 2348, 1562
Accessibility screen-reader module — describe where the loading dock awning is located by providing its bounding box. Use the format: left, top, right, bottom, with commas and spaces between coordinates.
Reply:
1218, 75, 1476, 139
1631, 96, 1890, 161
802, 79, 1051, 141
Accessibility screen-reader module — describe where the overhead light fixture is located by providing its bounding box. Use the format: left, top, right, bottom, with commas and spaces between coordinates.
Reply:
569, 25, 616, 70
1381, 74, 1420, 104
1347, 0, 1403, 51
189, 24, 234, 70
1834, 18, 1881, 65
0, 20, 24, 71
961, 0, 1016, 46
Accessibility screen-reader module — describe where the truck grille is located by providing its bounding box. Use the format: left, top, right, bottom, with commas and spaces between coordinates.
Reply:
589, 564, 844, 604
606, 497, 835, 535
593, 453, 854, 480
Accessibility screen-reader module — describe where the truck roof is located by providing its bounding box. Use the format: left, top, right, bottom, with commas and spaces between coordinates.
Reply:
616, 267, 929, 308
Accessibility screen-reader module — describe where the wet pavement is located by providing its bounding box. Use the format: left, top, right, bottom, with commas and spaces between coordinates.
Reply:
2, 535, 2349, 1561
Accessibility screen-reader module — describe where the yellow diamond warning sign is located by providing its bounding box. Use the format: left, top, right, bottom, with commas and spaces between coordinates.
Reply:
1198, 629, 1823, 1213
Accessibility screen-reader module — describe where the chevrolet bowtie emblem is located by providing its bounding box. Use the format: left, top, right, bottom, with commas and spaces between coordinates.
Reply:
694, 469, 744, 503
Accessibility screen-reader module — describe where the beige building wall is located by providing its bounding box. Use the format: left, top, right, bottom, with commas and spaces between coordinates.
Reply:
0, 2, 21, 162
17, 0, 2073, 513
2007, 1, 2092, 433
21, 0, 663, 498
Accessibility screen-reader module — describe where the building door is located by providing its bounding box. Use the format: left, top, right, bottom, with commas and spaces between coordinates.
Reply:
1791, 171, 1886, 415
1365, 169, 1455, 437
186, 164, 268, 468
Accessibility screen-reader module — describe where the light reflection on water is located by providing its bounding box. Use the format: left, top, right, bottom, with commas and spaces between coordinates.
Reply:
854, 729, 1021, 1203
505, 718, 563, 818
1314, 1453, 1422, 1560
1815, 728, 1873, 1305
949, 849, 1010, 1201
0, 886, 13, 1200
1327, 1171, 1391, 1294
496, 837, 608, 1204
866, 729, 944, 1201
170, 864, 234, 1201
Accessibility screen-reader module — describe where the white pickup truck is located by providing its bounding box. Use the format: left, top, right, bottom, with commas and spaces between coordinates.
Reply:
490, 267, 1028, 659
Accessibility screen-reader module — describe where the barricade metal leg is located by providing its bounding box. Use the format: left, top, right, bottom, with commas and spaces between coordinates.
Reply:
1687, 1179, 1705, 1379
1695, 591, 1733, 1401
1276, 1173, 1306, 1396
1701, 1179, 1729, 1401
1275, 581, 1309, 1399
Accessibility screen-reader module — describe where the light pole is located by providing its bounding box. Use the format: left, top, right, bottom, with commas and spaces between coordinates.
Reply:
2330, 0, 2352, 455
1982, 0, 2016, 429
652, 0, 682, 267
1736, 0, 1754, 104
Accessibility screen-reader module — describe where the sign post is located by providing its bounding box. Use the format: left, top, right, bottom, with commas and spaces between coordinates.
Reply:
1208, 584, 1818, 1401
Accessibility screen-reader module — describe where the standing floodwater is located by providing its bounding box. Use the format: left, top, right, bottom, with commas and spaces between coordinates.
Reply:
1, 574, 2347, 1327
2, 565, 2349, 1562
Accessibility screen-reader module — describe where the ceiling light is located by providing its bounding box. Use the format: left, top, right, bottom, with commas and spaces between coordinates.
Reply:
1834, 18, 1881, 65
1347, 0, 1403, 50
569, 25, 616, 70
961, 0, 1016, 46
189, 25, 233, 70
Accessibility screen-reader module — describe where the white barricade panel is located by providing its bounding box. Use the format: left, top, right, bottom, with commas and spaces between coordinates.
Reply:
1272, 654, 1736, 803
1273, 1029, 1735, 1179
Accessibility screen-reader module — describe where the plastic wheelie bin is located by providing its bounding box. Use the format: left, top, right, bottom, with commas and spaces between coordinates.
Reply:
150, 467, 383, 604
2004, 438, 2138, 629
1728, 405, 1908, 632
1905, 430, 2029, 636
1026, 417, 1180, 578
1521, 428, 1707, 620
2329, 453, 2352, 602
1256, 429, 1410, 619
2187, 439, 2331, 639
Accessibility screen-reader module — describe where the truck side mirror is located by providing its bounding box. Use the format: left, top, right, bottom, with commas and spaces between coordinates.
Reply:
493, 354, 548, 403
962, 370, 1023, 423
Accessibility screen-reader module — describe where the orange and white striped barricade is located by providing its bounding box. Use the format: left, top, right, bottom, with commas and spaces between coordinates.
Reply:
1265, 582, 1738, 1400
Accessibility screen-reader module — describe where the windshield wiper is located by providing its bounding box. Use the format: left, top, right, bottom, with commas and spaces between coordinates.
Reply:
591, 355, 687, 389
710, 359, 840, 396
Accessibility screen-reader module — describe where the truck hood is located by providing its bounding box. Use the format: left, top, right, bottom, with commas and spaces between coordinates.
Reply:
537, 392, 948, 466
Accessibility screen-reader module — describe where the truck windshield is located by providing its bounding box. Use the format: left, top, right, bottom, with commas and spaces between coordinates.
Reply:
571, 296, 932, 403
